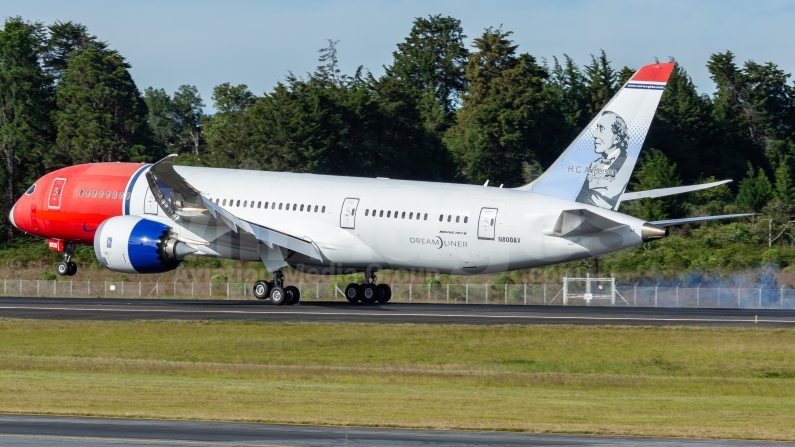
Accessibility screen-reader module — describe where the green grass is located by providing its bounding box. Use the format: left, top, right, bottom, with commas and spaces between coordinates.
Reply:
0, 320, 794, 440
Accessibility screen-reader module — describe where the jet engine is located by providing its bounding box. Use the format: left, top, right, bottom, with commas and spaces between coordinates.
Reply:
93, 215, 196, 273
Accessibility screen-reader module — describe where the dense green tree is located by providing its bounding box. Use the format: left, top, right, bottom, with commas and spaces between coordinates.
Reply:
143, 87, 178, 151
384, 15, 468, 132
773, 157, 795, 205
172, 85, 205, 155
0, 17, 54, 240
736, 163, 773, 212
42, 21, 105, 80
52, 47, 157, 165
626, 148, 682, 221
445, 28, 558, 186
202, 83, 256, 168
708, 52, 770, 181
584, 50, 618, 116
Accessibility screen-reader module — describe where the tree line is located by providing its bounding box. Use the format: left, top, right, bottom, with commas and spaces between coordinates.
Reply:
3, 15, 795, 252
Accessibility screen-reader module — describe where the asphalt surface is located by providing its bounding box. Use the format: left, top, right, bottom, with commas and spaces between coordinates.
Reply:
1, 296, 795, 326
0, 415, 790, 446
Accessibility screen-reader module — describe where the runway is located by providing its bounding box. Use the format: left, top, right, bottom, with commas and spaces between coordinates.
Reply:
0, 415, 790, 446
1, 296, 795, 326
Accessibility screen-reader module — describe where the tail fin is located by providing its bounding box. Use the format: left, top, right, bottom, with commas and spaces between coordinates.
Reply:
520, 62, 675, 210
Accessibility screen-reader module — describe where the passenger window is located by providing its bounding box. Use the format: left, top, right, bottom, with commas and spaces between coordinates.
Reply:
112, 192, 117, 199
409, 212, 413, 219
106, 191, 110, 198
314, 205, 318, 212
439, 214, 442, 222
222, 199, 227, 206
257, 201, 261, 208
424, 213, 428, 220
464, 216, 468, 223
365, 209, 369, 216
322, 206, 326, 213
293, 204, 297, 211
307, 204, 311, 212
447, 215, 451, 222
394, 211, 398, 218
79, 190, 83, 197
272, 202, 276, 209
236, 200, 240, 207
99, 191, 104, 198
286, 203, 290, 210
279, 203, 283, 210
243, 200, 248, 207
300, 204, 304, 211
214, 199, 219, 204
456, 216, 460, 223
401, 212, 405, 219
379, 210, 384, 217
387, 211, 391, 218
265, 202, 269, 209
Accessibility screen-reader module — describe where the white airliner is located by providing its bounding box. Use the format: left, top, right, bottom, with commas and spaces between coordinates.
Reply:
9, 62, 751, 305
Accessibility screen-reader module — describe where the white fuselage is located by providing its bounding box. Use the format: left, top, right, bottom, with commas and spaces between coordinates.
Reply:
125, 166, 648, 275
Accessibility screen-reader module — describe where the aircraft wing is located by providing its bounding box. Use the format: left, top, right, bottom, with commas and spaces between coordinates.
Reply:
145, 154, 324, 261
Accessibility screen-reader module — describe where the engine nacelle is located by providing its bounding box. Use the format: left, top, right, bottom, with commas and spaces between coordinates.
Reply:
93, 216, 195, 274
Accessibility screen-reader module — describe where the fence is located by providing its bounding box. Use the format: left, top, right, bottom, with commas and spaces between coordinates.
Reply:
3, 279, 795, 308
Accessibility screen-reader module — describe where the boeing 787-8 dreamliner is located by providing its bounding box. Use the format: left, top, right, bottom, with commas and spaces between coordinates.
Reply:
9, 62, 750, 305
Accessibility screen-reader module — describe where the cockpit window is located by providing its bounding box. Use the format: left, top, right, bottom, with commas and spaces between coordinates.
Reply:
25, 184, 35, 195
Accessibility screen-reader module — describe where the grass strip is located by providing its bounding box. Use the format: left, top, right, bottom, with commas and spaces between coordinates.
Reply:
0, 319, 793, 440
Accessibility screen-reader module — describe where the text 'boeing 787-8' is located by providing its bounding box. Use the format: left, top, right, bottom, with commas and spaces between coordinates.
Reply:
9, 62, 752, 305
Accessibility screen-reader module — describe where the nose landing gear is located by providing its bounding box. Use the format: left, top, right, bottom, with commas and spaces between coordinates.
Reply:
345, 271, 391, 304
253, 270, 300, 305
56, 242, 77, 276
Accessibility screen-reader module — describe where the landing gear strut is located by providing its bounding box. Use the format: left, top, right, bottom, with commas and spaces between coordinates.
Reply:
253, 270, 300, 306
56, 243, 77, 276
345, 271, 391, 304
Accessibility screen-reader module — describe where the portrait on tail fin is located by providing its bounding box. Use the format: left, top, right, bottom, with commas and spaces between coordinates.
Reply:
574, 111, 634, 209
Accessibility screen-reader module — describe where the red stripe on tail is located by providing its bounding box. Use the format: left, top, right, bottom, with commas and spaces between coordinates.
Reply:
630, 62, 675, 83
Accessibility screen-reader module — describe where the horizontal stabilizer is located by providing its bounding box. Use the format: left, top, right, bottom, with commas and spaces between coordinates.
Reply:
620, 179, 731, 202
548, 209, 626, 237
649, 213, 757, 227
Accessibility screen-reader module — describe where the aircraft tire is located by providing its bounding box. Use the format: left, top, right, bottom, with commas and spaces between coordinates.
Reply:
360, 284, 378, 304
253, 280, 270, 300
57, 261, 69, 276
376, 284, 392, 303
67, 262, 77, 276
270, 286, 287, 305
345, 283, 361, 303
285, 285, 300, 305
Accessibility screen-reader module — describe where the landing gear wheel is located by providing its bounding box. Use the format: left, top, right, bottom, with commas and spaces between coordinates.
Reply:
57, 261, 69, 276
360, 284, 378, 304
345, 283, 361, 303
270, 286, 286, 305
285, 286, 300, 305
253, 280, 270, 300
376, 284, 392, 303
67, 262, 77, 276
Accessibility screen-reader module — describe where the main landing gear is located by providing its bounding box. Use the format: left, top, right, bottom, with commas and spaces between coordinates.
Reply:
252, 270, 300, 306
345, 271, 391, 304
56, 243, 77, 277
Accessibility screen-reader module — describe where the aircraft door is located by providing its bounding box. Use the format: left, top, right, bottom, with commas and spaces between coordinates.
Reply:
48, 178, 66, 210
144, 188, 158, 215
340, 198, 359, 229
478, 207, 498, 240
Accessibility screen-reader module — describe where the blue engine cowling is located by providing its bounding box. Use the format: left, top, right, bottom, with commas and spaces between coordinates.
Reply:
93, 216, 193, 274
